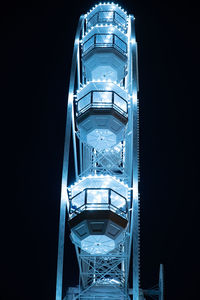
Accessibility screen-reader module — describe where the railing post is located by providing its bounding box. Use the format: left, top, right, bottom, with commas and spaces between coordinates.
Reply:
91, 91, 93, 106
94, 34, 96, 47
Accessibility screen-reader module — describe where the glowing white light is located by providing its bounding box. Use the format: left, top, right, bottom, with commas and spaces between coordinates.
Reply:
131, 38, 136, 45
131, 91, 137, 104
83, 23, 128, 40
114, 144, 121, 152
87, 128, 116, 150
110, 278, 121, 285
86, 2, 128, 20
130, 185, 139, 199
82, 235, 115, 254
68, 175, 128, 196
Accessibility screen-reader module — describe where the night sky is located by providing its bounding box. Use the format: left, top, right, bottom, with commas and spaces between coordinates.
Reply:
2, 0, 199, 300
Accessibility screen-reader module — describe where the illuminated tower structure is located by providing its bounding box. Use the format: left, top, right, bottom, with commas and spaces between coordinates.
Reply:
55, 3, 164, 300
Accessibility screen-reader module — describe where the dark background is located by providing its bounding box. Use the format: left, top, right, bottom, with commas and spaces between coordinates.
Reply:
1, 0, 199, 300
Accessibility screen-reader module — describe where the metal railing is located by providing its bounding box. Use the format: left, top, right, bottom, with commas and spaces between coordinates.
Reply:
87, 10, 127, 29
69, 188, 127, 219
76, 90, 128, 117
82, 33, 127, 56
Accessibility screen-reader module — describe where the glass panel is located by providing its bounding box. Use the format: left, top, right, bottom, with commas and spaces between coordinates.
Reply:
83, 36, 95, 52
87, 14, 98, 27
87, 189, 109, 204
114, 35, 127, 53
93, 91, 112, 104
78, 93, 91, 111
96, 34, 113, 45
114, 93, 127, 112
110, 190, 126, 212
99, 11, 114, 22
71, 191, 85, 210
115, 12, 126, 27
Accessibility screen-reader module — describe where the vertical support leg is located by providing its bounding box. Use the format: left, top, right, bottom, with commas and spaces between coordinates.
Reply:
130, 15, 140, 300
159, 264, 164, 300
55, 107, 72, 300
132, 98, 139, 300
55, 199, 68, 300
55, 16, 84, 300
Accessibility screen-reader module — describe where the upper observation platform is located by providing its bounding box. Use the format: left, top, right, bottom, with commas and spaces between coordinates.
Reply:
85, 3, 128, 32
82, 25, 128, 82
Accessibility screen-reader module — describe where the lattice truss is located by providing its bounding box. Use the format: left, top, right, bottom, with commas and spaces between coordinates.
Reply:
73, 243, 130, 300
68, 218, 134, 299
78, 245, 128, 285
77, 130, 128, 180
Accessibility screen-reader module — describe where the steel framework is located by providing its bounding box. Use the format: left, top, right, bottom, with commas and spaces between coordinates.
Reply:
55, 3, 164, 300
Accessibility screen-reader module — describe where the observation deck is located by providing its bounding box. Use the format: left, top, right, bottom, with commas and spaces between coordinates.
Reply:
68, 175, 129, 254
82, 26, 128, 82
86, 3, 127, 31
75, 81, 128, 150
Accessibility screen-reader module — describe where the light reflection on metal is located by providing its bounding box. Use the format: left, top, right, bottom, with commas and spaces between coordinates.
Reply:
55, 3, 164, 300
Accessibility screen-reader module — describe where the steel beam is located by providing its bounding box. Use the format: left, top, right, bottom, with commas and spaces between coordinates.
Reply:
55, 15, 84, 300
